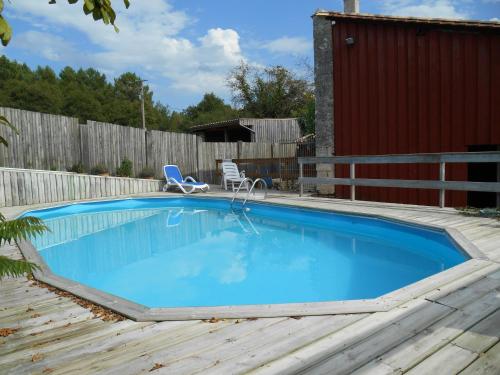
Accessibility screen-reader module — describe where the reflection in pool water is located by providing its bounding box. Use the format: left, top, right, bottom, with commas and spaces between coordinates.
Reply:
28, 198, 467, 308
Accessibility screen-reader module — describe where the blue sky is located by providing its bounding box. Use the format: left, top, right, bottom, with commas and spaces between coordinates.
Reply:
1, 0, 499, 110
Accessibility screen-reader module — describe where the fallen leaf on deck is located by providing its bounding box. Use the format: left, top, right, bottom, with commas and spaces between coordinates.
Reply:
31, 353, 44, 362
149, 363, 165, 371
203, 317, 222, 323
32, 280, 125, 322
0, 328, 18, 337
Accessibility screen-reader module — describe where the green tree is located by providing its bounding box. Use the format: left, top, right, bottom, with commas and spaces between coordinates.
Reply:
183, 93, 239, 126
2, 79, 63, 113
0, 0, 131, 46
292, 92, 315, 135
114, 72, 142, 101
227, 62, 313, 119
61, 84, 104, 123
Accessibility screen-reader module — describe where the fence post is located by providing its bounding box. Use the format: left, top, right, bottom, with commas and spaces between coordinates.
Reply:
299, 161, 303, 197
237, 141, 242, 159
350, 162, 356, 201
439, 162, 446, 208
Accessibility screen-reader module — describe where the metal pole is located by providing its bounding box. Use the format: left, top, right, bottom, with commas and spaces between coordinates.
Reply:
140, 81, 146, 130
299, 161, 303, 197
350, 162, 356, 201
439, 162, 446, 208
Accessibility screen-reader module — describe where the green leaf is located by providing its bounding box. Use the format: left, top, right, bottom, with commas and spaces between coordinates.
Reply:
123, 0, 130, 9
0, 0, 4, 14
92, 7, 103, 21
0, 16, 12, 47
101, 9, 110, 25
0, 115, 18, 133
0, 216, 49, 246
0, 213, 47, 280
68, 0, 79, 4
0, 115, 18, 147
0, 256, 39, 278
0, 136, 8, 147
83, 0, 95, 13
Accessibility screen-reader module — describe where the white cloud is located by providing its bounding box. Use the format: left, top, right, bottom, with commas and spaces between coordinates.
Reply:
5, 0, 244, 96
262, 36, 311, 55
382, 1, 469, 19
491, 17, 500, 22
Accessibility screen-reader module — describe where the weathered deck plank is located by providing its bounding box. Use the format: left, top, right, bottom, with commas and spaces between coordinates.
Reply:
353, 286, 500, 374
460, 341, 500, 375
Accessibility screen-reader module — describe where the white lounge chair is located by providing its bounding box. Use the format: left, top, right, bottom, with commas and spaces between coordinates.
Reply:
162, 165, 209, 194
166, 208, 208, 227
222, 162, 249, 191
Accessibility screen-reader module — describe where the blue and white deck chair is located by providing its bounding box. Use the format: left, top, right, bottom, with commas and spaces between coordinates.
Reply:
162, 165, 209, 194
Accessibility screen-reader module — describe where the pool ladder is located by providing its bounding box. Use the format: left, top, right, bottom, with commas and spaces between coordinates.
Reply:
230, 177, 268, 210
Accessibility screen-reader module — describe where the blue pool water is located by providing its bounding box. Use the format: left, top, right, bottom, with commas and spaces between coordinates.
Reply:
25, 198, 467, 308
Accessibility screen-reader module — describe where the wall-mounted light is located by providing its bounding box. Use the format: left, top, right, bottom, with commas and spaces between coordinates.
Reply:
345, 36, 355, 46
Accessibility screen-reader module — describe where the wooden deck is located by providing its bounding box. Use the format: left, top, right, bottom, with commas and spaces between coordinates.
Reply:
1, 194, 500, 374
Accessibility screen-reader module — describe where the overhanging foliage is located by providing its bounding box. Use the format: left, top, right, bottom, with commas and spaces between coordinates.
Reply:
0, 0, 131, 46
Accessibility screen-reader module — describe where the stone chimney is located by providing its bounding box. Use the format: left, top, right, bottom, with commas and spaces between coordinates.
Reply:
343, 0, 360, 14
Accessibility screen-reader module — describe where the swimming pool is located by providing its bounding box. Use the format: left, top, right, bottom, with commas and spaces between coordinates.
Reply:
23, 197, 468, 315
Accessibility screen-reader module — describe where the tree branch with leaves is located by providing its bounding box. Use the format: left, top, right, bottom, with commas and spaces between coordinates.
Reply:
0, 213, 48, 278
0, 117, 49, 278
0, 0, 131, 46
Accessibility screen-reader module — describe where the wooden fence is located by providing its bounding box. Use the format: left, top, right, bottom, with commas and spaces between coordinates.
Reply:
197, 142, 239, 183
81, 121, 147, 175
0, 107, 81, 171
0, 107, 300, 187
146, 130, 198, 179
0, 167, 162, 207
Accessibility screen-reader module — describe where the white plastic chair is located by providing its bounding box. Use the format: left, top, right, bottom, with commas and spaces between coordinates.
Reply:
222, 162, 249, 191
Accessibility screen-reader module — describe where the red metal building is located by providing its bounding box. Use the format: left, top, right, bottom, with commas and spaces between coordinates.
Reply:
314, 11, 500, 207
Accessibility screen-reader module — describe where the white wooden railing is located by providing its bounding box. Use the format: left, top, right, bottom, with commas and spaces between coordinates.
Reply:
298, 152, 500, 208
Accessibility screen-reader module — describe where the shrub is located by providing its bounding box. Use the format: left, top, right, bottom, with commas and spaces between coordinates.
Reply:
68, 163, 86, 174
90, 164, 109, 175
116, 158, 133, 177
139, 166, 155, 179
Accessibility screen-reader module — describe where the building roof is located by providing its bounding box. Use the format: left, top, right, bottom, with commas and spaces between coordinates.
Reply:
313, 11, 500, 30
189, 119, 241, 132
189, 118, 300, 132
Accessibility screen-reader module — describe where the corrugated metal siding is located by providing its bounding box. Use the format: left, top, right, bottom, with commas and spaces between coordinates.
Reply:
332, 19, 500, 206
241, 118, 302, 143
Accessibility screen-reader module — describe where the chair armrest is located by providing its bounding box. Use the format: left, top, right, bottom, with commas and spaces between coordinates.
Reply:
184, 176, 197, 183
240, 170, 246, 178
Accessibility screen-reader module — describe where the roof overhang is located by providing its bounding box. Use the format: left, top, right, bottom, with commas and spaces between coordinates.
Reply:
313, 11, 500, 30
